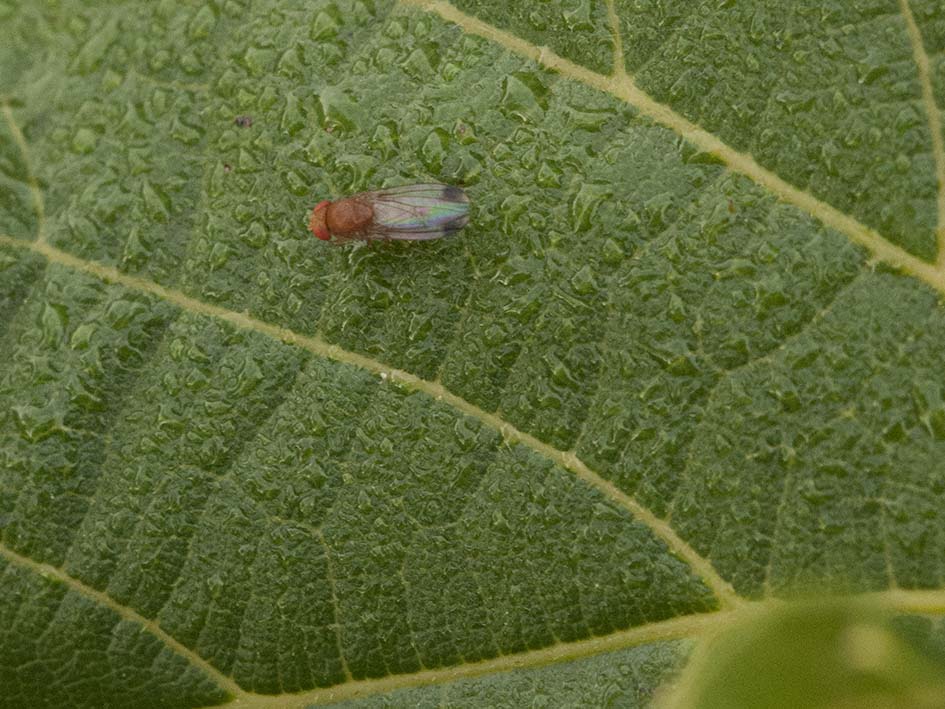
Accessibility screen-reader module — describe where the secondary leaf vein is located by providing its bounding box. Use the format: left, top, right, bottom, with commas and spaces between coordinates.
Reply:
213, 588, 945, 707
403, 0, 945, 296
0, 232, 742, 611
898, 0, 945, 267
672, 270, 868, 591
0, 541, 244, 700
314, 527, 354, 683
1, 101, 46, 243
604, 0, 626, 80
5, 527, 945, 707
215, 609, 733, 709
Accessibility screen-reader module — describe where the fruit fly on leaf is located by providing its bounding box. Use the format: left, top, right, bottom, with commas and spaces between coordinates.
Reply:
308, 183, 470, 244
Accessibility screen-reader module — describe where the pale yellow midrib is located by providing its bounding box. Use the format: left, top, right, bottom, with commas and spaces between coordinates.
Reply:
0, 232, 739, 609
215, 588, 945, 708
899, 0, 945, 267
403, 0, 945, 296
1, 31, 738, 700
3, 2, 945, 702
254, 588, 945, 709
2, 0, 941, 624
1, 102, 46, 244
223, 611, 729, 709
4, 529, 945, 709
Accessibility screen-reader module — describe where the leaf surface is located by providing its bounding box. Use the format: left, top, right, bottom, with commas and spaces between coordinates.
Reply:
2, 0, 945, 706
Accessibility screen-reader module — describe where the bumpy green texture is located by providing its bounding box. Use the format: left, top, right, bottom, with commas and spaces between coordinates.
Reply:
913, 2, 945, 133
0, 558, 230, 708
451, 0, 614, 74
330, 640, 689, 708
674, 269, 945, 596
2, 0, 945, 707
0, 250, 714, 700
622, 0, 939, 259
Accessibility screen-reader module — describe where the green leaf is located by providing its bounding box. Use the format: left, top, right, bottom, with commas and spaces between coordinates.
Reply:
663, 600, 945, 709
2, 0, 945, 706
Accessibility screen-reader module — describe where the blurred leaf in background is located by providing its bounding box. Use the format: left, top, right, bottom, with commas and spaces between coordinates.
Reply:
662, 599, 945, 709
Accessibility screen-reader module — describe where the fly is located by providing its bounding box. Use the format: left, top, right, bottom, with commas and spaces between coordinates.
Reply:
308, 183, 470, 244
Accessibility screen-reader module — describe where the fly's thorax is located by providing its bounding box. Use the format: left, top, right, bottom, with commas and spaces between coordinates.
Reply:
326, 198, 374, 236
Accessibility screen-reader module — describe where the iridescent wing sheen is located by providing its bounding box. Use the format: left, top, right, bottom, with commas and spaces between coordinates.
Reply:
361, 183, 470, 241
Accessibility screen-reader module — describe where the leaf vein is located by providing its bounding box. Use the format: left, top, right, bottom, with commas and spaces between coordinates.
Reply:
898, 0, 945, 266
1, 101, 45, 243
160, 362, 309, 680
0, 541, 244, 700
313, 526, 354, 683
57, 305, 181, 573
206, 588, 945, 707
5, 531, 945, 708
570, 169, 731, 501
403, 0, 945, 296
0, 232, 742, 610
672, 269, 870, 592
604, 0, 626, 80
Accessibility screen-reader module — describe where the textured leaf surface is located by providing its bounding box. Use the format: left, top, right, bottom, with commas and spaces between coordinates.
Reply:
2, 0, 945, 706
331, 639, 689, 708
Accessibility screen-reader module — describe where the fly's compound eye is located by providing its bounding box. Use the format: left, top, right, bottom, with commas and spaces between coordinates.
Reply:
309, 201, 332, 240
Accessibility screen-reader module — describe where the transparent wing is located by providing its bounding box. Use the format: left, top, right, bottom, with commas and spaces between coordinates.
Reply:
360, 183, 470, 241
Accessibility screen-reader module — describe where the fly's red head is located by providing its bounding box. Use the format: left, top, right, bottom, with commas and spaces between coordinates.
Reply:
309, 201, 331, 240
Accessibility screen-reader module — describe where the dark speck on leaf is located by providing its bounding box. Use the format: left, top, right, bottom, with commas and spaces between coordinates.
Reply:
223, 163, 232, 173
234, 115, 253, 128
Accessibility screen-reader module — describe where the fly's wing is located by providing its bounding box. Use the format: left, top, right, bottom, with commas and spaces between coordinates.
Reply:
361, 183, 470, 241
